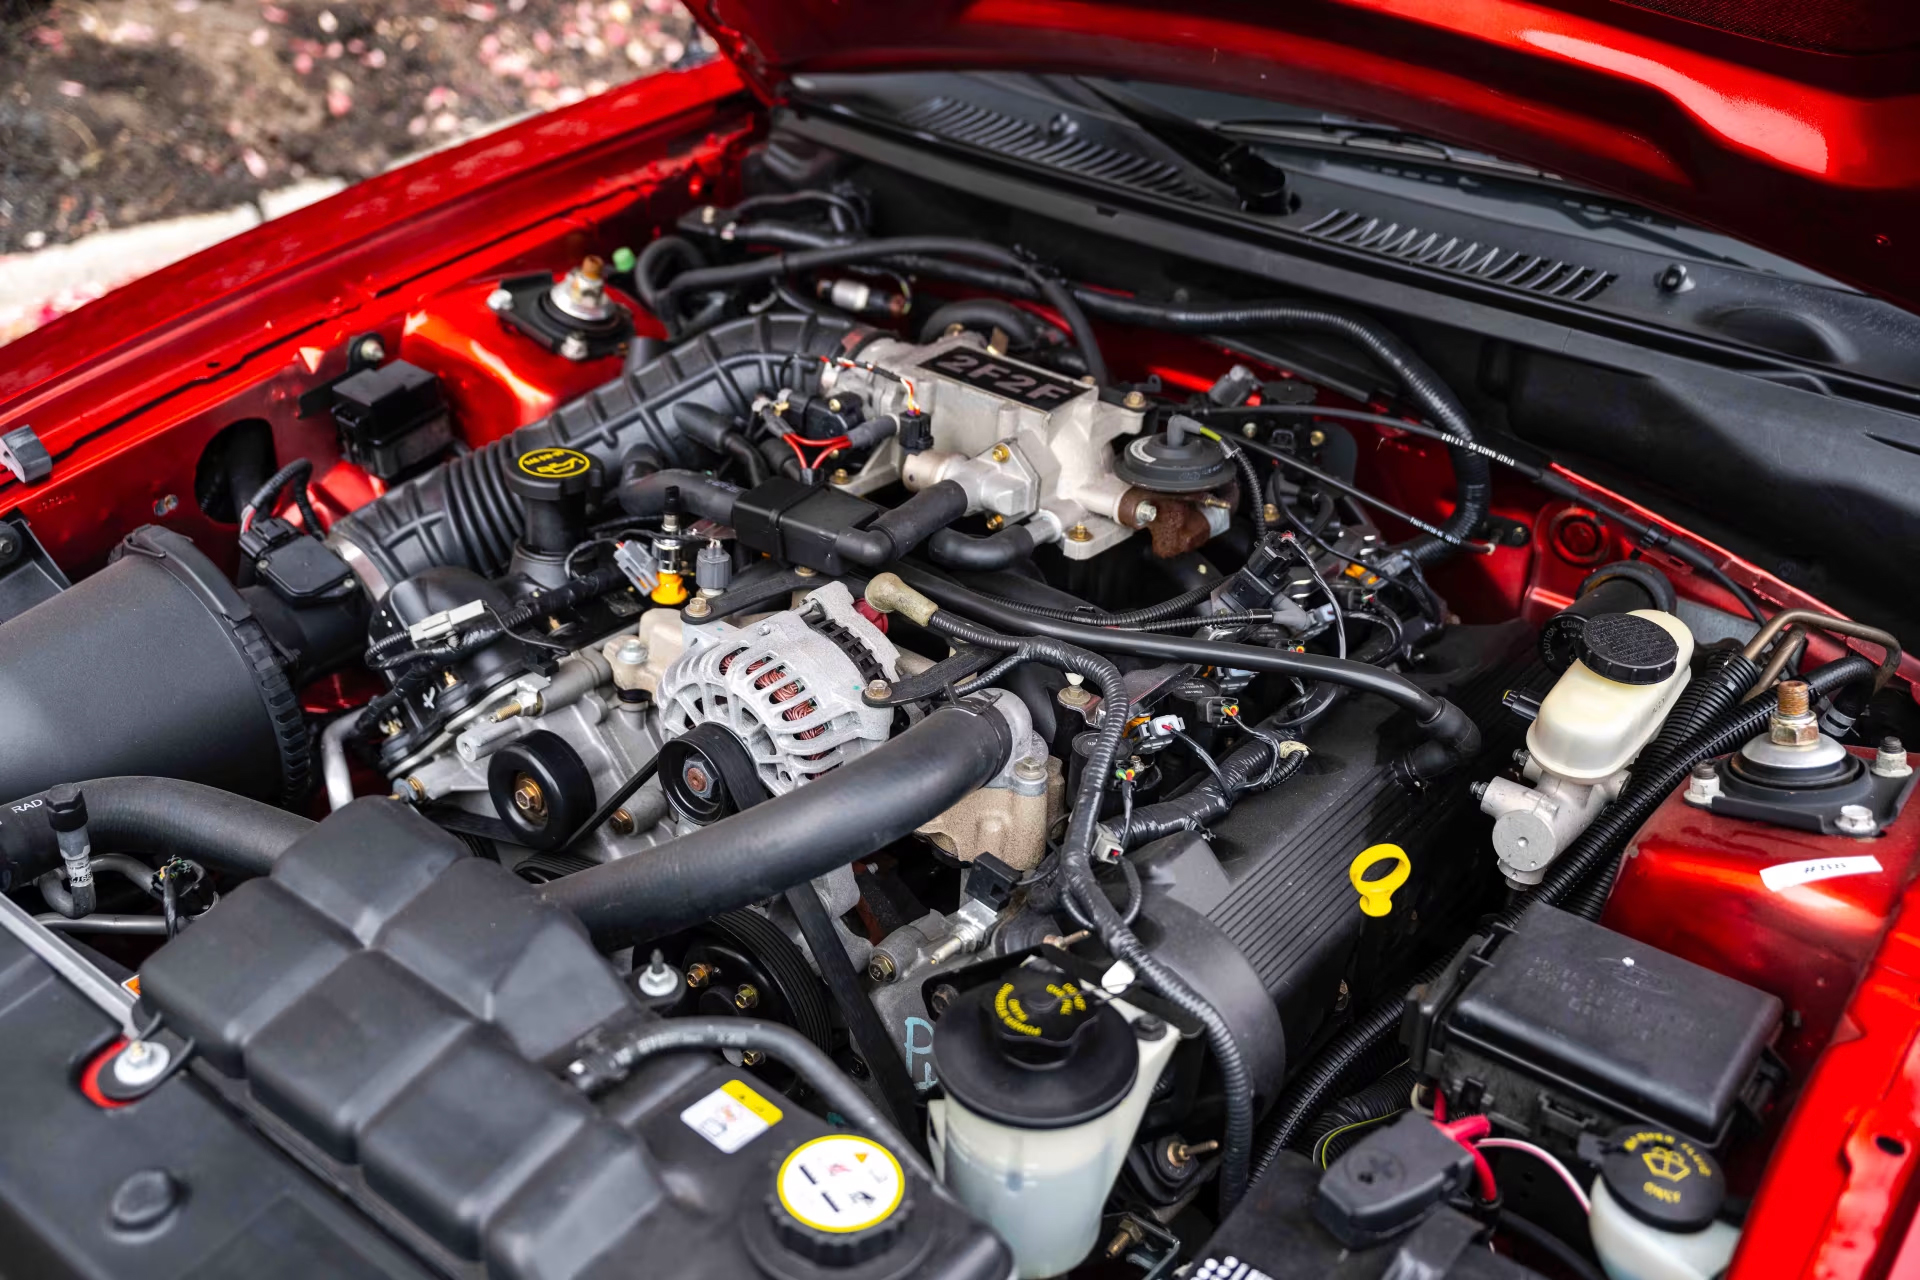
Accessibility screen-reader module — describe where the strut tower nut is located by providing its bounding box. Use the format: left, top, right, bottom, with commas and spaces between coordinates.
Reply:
1770, 680, 1820, 747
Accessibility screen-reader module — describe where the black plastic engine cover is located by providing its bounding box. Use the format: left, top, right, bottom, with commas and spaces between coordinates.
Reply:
0, 800, 1008, 1280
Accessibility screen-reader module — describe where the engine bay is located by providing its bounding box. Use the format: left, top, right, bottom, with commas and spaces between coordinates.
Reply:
0, 97, 1916, 1280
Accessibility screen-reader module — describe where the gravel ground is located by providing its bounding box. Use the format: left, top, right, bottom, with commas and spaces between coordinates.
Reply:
0, 0, 710, 256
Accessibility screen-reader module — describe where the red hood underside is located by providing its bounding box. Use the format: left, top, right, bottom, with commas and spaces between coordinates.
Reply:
688, 0, 1920, 316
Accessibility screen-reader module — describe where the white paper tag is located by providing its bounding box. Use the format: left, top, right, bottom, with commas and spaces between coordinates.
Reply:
680, 1080, 782, 1153
1760, 855, 1882, 893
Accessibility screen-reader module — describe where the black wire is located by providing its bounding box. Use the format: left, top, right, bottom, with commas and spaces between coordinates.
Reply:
1170, 729, 1235, 799
241, 458, 322, 535
1496, 1210, 1606, 1280
1234, 432, 1482, 550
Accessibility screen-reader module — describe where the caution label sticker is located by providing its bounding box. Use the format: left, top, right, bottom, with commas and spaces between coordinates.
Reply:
1760, 854, 1882, 892
776, 1135, 904, 1233
680, 1079, 783, 1154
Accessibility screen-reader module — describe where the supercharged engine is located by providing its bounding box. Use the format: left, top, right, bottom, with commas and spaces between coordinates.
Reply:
0, 158, 1913, 1280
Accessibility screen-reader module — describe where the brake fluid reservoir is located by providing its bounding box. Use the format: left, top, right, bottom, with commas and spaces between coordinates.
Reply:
927, 968, 1177, 1279
1528, 611, 1694, 781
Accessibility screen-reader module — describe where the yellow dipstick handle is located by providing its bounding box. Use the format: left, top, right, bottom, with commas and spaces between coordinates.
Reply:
1350, 844, 1412, 917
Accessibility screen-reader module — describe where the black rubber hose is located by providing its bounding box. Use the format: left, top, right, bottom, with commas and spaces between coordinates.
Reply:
672, 402, 767, 486
899, 567, 1481, 780
563, 1016, 932, 1181
971, 585, 1213, 627
1224, 442, 1269, 539
616, 469, 742, 524
0, 777, 313, 883
1124, 744, 1306, 846
634, 235, 708, 316
924, 610, 1257, 1212
926, 525, 1037, 571
916, 299, 1046, 349
1252, 653, 1875, 1177
834, 481, 972, 566
658, 236, 1109, 386
1631, 649, 1760, 783
539, 706, 1011, 942
1301, 1065, 1418, 1167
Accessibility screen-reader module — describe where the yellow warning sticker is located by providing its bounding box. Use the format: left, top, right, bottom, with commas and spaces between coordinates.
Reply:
121, 975, 141, 998
777, 1135, 904, 1234
681, 1079, 782, 1154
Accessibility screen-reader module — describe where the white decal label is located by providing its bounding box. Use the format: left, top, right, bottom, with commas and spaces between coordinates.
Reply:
1760, 855, 1882, 893
776, 1135, 904, 1233
680, 1079, 782, 1153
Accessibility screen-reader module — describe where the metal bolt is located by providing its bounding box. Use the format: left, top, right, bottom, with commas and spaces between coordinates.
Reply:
830, 468, 851, 485
683, 596, 711, 619
1132, 1014, 1168, 1041
609, 808, 636, 835
1066, 523, 1092, 543
943, 322, 967, 338
559, 333, 590, 362
486, 287, 514, 312
1014, 756, 1048, 784
793, 565, 817, 578
511, 774, 548, 822
989, 443, 1012, 463
615, 638, 648, 665
356, 335, 386, 364
929, 983, 960, 1018
685, 962, 715, 989
1874, 736, 1912, 779
984, 513, 1005, 531
733, 983, 760, 1011
401, 775, 426, 801
1308, 428, 1327, 447
868, 953, 897, 983
1122, 390, 1147, 411
682, 762, 711, 795
112, 1039, 172, 1088
865, 677, 892, 701
1132, 502, 1158, 526
1837, 804, 1877, 837
1058, 684, 1092, 708
1778, 680, 1811, 718
828, 398, 843, 412
1262, 502, 1280, 525
741, 1049, 765, 1067
1241, 422, 1259, 438
1104, 1219, 1145, 1260
1684, 762, 1722, 807
152, 494, 179, 517
700, 205, 717, 224
637, 950, 679, 999
1166, 1138, 1219, 1168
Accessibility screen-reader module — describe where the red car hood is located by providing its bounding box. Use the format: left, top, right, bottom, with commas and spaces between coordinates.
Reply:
687, 0, 1920, 313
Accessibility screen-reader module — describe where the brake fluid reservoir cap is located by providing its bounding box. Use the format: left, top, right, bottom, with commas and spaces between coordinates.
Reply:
1577, 613, 1680, 685
768, 1134, 910, 1267
1600, 1127, 1725, 1232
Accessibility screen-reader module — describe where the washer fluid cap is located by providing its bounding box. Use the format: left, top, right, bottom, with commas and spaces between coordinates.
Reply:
1577, 613, 1680, 685
1599, 1126, 1726, 1232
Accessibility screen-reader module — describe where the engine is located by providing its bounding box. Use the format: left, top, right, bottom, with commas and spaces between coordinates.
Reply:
0, 174, 1911, 1280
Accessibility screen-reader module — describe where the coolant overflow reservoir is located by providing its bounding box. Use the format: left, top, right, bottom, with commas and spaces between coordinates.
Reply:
928, 968, 1177, 1279
1528, 611, 1694, 781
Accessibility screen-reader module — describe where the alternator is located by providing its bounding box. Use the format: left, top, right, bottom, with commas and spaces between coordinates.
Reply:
656, 581, 900, 795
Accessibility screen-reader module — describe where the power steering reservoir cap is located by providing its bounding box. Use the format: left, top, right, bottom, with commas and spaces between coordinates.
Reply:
1599, 1126, 1725, 1232
930, 967, 1137, 1128
1576, 613, 1680, 685
767, 1134, 910, 1267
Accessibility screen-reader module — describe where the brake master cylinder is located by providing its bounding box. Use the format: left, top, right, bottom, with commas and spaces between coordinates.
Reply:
1478, 611, 1694, 886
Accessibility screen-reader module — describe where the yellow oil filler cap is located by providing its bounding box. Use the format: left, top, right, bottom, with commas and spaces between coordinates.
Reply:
1349, 844, 1411, 917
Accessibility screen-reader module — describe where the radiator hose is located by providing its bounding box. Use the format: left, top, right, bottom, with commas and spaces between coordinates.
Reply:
0, 777, 315, 889
538, 705, 1012, 942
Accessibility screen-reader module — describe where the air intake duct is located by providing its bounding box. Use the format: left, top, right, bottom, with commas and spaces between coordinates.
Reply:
329, 312, 865, 593
0, 526, 309, 805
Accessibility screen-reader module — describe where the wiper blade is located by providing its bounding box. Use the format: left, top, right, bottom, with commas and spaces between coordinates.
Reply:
1212, 118, 1564, 183
1079, 82, 1292, 213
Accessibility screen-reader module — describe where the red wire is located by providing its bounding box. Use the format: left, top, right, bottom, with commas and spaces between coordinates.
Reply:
1436, 1114, 1499, 1201
782, 433, 851, 473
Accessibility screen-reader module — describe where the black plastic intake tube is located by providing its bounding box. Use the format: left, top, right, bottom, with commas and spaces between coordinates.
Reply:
899, 567, 1481, 781
833, 482, 972, 566
330, 312, 860, 587
538, 706, 1011, 943
926, 524, 1037, 571
0, 777, 314, 887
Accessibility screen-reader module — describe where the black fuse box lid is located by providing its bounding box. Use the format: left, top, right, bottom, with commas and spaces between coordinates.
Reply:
1411, 906, 1781, 1143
